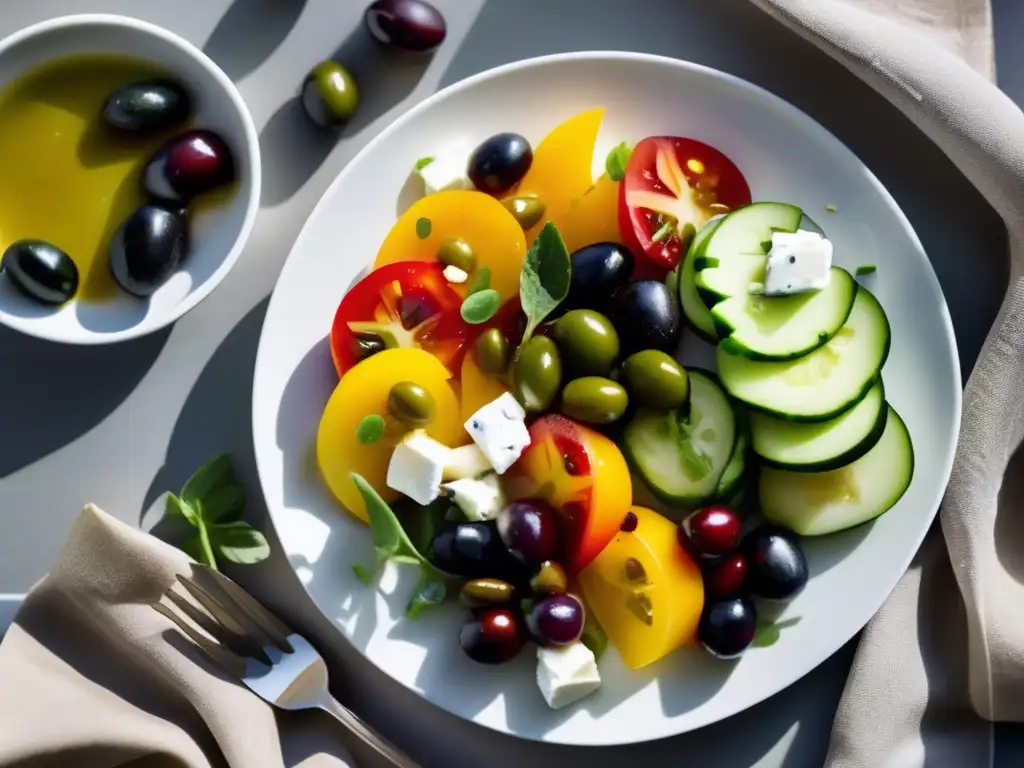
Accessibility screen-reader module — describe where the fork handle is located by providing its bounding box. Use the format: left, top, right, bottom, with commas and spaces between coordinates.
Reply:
319, 695, 422, 768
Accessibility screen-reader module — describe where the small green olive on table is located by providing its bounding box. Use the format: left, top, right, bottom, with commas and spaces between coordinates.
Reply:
560, 377, 629, 425
552, 309, 620, 379
620, 350, 689, 410
301, 61, 359, 129
387, 381, 435, 426
513, 336, 562, 413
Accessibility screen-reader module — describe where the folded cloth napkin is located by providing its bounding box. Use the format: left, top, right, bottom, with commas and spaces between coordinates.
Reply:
750, 0, 1024, 766
0, 504, 355, 768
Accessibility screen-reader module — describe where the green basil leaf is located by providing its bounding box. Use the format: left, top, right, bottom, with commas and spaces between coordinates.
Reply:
406, 572, 447, 618
181, 535, 205, 563
466, 266, 492, 296
752, 622, 780, 648
393, 497, 451, 556
415, 217, 432, 239
211, 521, 271, 565
855, 264, 877, 276
604, 141, 632, 182
519, 221, 572, 343
180, 454, 236, 506
415, 156, 434, 171
356, 414, 386, 445
199, 484, 245, 524
166, 492, 199, 527
460, 289, 501, 324
351, 473, 433, 583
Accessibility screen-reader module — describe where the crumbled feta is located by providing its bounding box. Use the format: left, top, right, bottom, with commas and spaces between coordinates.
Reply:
385, 430, 450, 506
464, 393, 531, 474
536, 642, 602, 710
442, 444, 493, 481
415, 148, 473, 196
443, 265, 469, 284
764, 230, 833, 296
443, 473, 507, 521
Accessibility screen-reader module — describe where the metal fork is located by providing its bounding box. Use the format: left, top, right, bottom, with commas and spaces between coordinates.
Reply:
153, 564, 420, 768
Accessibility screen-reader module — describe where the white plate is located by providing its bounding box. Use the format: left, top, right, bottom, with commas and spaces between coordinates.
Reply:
252, 52, 960, 744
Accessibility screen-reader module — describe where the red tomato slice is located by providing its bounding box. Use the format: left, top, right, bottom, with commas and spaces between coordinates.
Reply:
618, 137, 751, 272
329, 262, 474, 378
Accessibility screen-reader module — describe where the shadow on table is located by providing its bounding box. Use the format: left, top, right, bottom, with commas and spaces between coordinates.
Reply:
0, 324, 169, 479
203, 0, 307, 82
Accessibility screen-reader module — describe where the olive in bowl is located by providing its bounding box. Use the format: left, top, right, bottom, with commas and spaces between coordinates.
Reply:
102, 78, 191, 134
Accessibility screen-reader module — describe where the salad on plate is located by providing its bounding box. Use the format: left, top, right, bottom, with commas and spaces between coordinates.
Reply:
313, 107, 914, 712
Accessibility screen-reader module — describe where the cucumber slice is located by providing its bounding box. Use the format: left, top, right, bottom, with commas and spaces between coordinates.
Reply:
622, 370, 736, 507
717, 287, 891, 421
716, 407, 749, 499
759, 404, 914, 536
750, 379, 886, 471
679, 216, 724, 343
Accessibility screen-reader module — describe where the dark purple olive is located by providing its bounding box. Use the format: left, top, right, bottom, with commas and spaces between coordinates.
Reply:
143, 129, 235, 203
429, 521, 525, 581
527, 594, 585, 646
612, 280, 682, 356
364, 0, 447, 54
1, 239, 78, 305
557, 242, 635, 316
109, 205, 189, 297
496, 501, 560, 566
740, 525, 808, 602
679, 506, 742, 560
102, 79, 191, 134
467, 133, 533, 196
702, 553, 747, 600
459, 608, 525, 664
698, 596, 757, 659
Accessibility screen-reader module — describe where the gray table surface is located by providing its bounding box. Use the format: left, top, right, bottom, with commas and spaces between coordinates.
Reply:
0, 0, 1020, 765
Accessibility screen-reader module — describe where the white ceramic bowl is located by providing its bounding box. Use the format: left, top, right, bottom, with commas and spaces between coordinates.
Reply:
0, 14, 260, 344
253, 52, 960, 744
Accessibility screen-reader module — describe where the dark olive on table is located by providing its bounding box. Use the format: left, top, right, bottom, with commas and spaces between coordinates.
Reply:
387, 381, 435, 426
429, 521, 524, 581
1, 239, 78, 305
558, 242, 635, 315
467, 133, 533, 196
698, 596, 757, 659
301, 61, 359, 129
459, 608, 524, 664
501, 195, 546, 230
109, 205, 189, 297
102, 79, 191, 134
739, 525, 808, 602
552, 309, 620, 379
496, 501, 561, 567
620, 350, 689, 410
364, 0, 447, 54
527, 594, 585, 646
513, 336, 562, 412
143, 129, 235, 204
474, 328, 510, 375
529, 560, 568, 595
612, 280, 682, 356
561, 377, 629, 425
460, 578, 515, 609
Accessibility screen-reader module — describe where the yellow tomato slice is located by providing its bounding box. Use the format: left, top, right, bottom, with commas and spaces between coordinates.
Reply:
459, 352, 510, 425
578, 506, 704, 670
556, 172, 625, 257
372, 190, 526, 302
317, 348, 465, 523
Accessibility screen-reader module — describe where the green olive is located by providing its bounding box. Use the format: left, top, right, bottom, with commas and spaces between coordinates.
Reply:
301, 61, 359, 128
460, 578, 514, 608
561, 377, 628, 425
513, 336, 562, 412
620, 350, 689, 410
530, 560, 568, 595
437, 237, 476, 273
474, 328, 510, 375
501, 195, 546, 230
387, 381, 435, 426
552, 309, 620, 379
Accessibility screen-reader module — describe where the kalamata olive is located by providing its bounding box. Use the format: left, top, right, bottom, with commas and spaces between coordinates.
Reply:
560, 377, 628, 425
460, 578, 515, 609
497, 501, 560, 566
301, 61, 359, 129
679, 506, 742, 560
552, 309, 620, 379
474, 328, 510, 375
612, 280, 682, 356
436, 237, 475, 273
620, 511, 639, 533
702, 553, 747, 600
529, 560, 568, 595
467, 133, 533, 196
102, 79, 191, 134
1, 240, 78, 305
387, 381, 435, 426
740, 525, 808, 602
460, 608, 524, 664
429, 521, 524, 581
699, 596, 757, 659
365, 0, 447, 54
527, 594, 585, 646
513, 336, 562, 412
501, 195, 546, 230
109, 205, 189, 297
143, 129, 235, 203
620, 350, 689, 410
558, 242, 635, 316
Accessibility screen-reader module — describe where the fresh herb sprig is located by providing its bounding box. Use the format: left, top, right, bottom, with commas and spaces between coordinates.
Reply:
752, 616, 801, 648
519, 221, 572, 346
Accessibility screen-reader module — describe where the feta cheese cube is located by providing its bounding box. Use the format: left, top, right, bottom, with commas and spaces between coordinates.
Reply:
443, 444, 493, 481
763, 230, 833, 296
464, 393, 531, 474
386, 430, 451, 506
442, 473, 507, 521
443, 265, 469, 284
415, 149, 473, 196
536, 642, 602, 710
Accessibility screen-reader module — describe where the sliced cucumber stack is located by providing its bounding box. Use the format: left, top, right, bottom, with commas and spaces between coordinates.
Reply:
759, 404, 914, 536
679, 215, 724, 343
622, 370, 737, 507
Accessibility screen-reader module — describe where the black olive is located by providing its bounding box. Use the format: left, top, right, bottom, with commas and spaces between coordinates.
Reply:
556, 242, 635, 316
364, 0, 447, 54
109, 205, 189, 297
612, 280, 682, 356
429, 521, 526, 581
1, 239, 78, 305
102, 79, 191, 134
740, 525, 809, 602
467, 133, 533, 196
143, 129, 235, 204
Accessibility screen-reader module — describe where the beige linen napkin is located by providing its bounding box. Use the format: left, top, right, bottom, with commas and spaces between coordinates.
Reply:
0, 504, 355, 768
749, 0, 1024, 766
